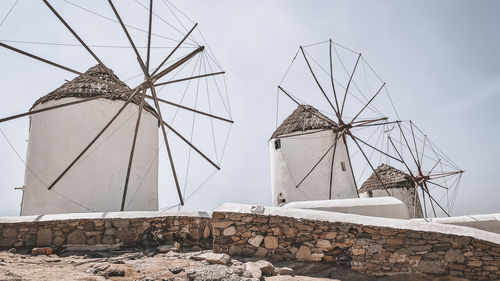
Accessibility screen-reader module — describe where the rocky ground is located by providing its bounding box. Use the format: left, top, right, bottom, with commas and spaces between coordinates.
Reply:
0, 247, 466, 281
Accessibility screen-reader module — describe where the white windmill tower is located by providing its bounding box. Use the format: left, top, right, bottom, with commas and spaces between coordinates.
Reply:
269, 105, 358, 206
21, 65, 159, 215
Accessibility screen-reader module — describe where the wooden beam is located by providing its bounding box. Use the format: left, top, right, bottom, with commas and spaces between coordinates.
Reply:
121, 89, 146, 211
144, 95, 233, 123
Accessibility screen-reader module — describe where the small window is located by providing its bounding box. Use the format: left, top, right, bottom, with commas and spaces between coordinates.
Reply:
278, 192, 286, 204
274, 139, 281, 150
368, 190, 373, 197
341, 161, 346, 171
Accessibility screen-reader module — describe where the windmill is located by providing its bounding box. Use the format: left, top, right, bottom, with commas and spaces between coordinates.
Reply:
0, 1, 232, 214
385, 120, 464, 218
272, 39, 403, 205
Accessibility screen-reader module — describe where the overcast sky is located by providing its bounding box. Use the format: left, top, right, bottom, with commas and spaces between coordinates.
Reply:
0, 0, 499, 217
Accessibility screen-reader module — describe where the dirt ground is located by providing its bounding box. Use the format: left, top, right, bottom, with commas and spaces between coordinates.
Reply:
0, 249, 466, 281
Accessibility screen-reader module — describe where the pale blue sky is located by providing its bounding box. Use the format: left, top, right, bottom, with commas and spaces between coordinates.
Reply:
0, 0, 498, 216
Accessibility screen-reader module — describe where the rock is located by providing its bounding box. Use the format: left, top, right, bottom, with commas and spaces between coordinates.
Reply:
2, 227, 17, 238
7, 248, 16, 254
53, 236, 65, 247
102, 265, 125, 277
351, 248, 365, 256
192, 252, 231, 265
296, 245, 312, 261
223, 226, 236, 236
255, 247, 268, 257
157, 242, 180, 253
255, 260, 276, 276
320, 231, 337, 239
112, 219, 129, 230
316, 239, 332, 251
32, 247, 53, 255
168, 266, 184, 274
264, 236, 279, 249
67, 229, 86, 244
444, 248, 465, 263
248, 235, 264, 248
244, 262, 262, 279
278, 267, 294, 276
417, 260, 446, 274
212, 221, 233, 229
284, 228, 297, 238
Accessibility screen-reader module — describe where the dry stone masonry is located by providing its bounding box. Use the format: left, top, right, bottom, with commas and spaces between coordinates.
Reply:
212, 203, 500, 280
0, 211, 211, 249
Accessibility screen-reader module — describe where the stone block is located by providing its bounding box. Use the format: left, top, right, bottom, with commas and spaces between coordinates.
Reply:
36, 229, 52, 247
248, 235, 264, 248
67, 229, 87, 245
444, 248, 465, 263
264, 236, 278, 249
223, 226, 236, 236
2, 227, 17, 238
296, 245, 312, 261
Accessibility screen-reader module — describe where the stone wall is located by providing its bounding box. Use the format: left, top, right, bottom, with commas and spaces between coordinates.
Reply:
0, 211, 211, 249
212, 203, 500, 280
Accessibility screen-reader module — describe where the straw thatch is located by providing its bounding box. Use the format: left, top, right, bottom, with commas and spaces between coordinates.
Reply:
271, 105, 336, 139
31, 64, 156, 116
359, 164, 414, 192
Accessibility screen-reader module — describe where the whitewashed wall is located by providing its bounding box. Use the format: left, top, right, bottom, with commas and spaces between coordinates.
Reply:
360, 188, 423, 219
269, 129, 358, 206
21, 98, 159, 215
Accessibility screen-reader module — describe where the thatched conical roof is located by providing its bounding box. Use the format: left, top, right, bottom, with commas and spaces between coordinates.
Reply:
32, 64, 156, 115
271, 105, 336, 139
359, 164, 414, 192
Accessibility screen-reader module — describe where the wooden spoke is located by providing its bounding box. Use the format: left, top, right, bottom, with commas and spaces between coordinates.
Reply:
348, 133, 391, 196
426, 188, 451, 217
151, 23, 198, 76
152, 46, 204, 83
409, 121, 421, 166
154, 71, 225, 87
144, 95, 233, 123
48, 88, 141, 190
149, 87, 184, 205
0, 93, 116, 124
329, 39, 340, 115
0, 42, 123, 90
350, 82, 385, 123
42, 0, 124, 90
428, 170, 464, 180
107, 0, 147, 74
388, 136, 416, 178
300, 46, 338, 117
424, 182, 437, 217
160, 118, 220, 170
428, 159, 441, 176
340, 53, 361, 117
401, 183, 418, 201
296, 132, 342, 188
427, 181, 448, 190
146, 0, 153, 73
396, 121, 420, 168
277, 85, 301, 106
328, 131, 339, 199
121, 89, 146, 211
420, 134, 427, 167
354, 120, 399, 128
351, 134, 403, 163
351, 117, 388, 125
277, 86, 337, 127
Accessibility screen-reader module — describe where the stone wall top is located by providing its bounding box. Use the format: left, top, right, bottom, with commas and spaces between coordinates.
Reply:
0, 210, 210, 224
215, 203, 500, 245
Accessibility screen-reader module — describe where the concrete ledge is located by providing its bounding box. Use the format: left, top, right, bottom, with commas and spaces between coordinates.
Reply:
0, 210, 210, 224
216, 203, 500, 245
413, 213, 500, 234
282, 197, 410, 219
